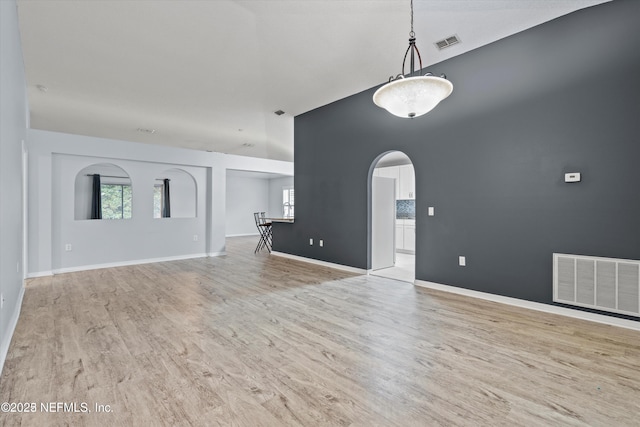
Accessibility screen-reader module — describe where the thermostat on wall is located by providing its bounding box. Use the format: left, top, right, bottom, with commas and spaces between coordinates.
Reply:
564, 172, 581, 183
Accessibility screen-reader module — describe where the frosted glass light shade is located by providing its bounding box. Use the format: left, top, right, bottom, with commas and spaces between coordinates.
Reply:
373, 75, 453, 118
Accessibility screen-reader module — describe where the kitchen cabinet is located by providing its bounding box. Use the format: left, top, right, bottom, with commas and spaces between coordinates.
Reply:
398, 165, 415, 199
396, 219, 415, 254
403, 220, 415, 252
376, 165, 414, 200
396, 224, 404, 249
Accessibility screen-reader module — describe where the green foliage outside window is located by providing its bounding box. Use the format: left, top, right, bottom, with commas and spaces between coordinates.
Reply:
101, 184, 132, 219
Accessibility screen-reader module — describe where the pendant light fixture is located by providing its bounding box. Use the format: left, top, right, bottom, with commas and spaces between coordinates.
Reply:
373, 0, 453, 118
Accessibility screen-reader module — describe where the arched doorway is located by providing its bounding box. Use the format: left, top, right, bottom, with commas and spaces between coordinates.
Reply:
370, 151, 415, 283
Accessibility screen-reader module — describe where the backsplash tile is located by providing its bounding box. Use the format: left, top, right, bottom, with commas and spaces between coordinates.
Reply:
396, 199, 415, 219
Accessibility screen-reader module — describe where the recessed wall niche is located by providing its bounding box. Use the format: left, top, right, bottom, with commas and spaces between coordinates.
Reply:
75, 163, 132, 220
153, 168, 197, 218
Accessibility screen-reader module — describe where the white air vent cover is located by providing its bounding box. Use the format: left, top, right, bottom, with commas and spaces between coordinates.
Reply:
554, 253, 640, 317
435, 35, 460, 50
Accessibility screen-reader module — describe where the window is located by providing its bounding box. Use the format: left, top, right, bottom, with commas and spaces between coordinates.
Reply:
101, 184, 132, 219
283, 187, 294, 218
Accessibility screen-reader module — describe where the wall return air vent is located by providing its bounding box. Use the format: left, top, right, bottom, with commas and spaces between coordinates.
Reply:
435, 35, 460, 50
553, 253, 640, 317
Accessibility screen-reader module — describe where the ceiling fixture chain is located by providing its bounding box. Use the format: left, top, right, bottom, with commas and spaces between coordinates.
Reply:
372, 0, 453, 119
409, 0, 415, 38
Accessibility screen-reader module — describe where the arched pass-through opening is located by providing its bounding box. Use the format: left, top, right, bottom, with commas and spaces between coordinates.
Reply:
74, 163, 132, 220
369, 151, 415, 283
154, 168, 197, 219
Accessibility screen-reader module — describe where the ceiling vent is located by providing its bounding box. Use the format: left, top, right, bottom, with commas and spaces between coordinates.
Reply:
136, 128, 156, 134
274, 110, 285, 116
435, 35, 460, 50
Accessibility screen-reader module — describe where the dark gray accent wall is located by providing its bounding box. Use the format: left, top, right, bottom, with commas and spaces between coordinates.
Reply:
273, 1, 640, 317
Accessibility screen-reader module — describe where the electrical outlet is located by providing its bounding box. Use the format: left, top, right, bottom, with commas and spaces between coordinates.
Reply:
65, 244, 72, 252
319, 240, 324, 247
564, 172, 581, 183
309, 238, 313, 246
193, 235, 198, 241
459, 256, 466, 267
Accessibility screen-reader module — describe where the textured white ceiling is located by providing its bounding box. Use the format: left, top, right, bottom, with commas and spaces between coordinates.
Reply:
16, 0, 609, 162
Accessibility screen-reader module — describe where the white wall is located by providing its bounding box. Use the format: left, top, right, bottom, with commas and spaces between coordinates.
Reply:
225, 155, 293, 175
226, 176, 270, 236
27, 130, 222, 275
50, 153, 208, 272
0, 0, 28, 376
224, 155, 294, 234
27, 129, 293, 276
269, 176, 294, 218
225, 174, 294, 237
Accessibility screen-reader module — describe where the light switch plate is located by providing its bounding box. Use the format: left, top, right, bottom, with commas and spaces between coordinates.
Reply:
428, 207, 435, 216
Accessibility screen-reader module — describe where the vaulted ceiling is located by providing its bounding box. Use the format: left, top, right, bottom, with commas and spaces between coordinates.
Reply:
17, 0, 609, 162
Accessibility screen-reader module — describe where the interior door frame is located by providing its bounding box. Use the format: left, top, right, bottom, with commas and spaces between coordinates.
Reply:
367, 150, 416, 272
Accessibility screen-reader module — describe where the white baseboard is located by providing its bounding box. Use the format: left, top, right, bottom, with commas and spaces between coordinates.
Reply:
396, 249, 415, 255
26, 270, 53, 279
415, 280, 640, 332
50, 253, 215, 275
0, 285, 25, 378
28, 252, 226, 278
271, 251, 367, 274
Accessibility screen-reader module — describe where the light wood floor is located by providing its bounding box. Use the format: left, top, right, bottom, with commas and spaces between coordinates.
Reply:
1, 237, 639, 426
370, 252, 415, 283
